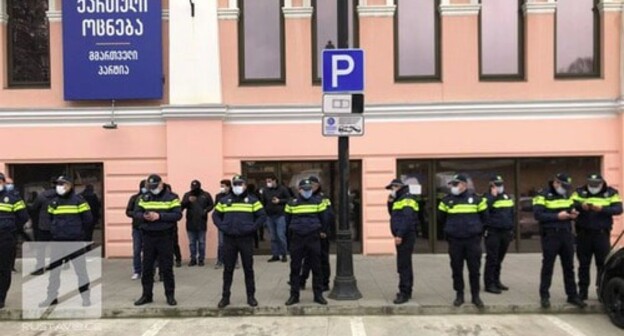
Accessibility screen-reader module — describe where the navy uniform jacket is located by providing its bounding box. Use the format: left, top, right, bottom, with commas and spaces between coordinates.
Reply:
485, 192, 515, 230
532, 183, 574, 231
0, 190, 29, 233
387, 186, 420, 238
572, 184, 623, 231
133, 190, 182, 232
438, 191, 488, 239
48, 191, 93, 241
212, 192, 267, 237
285, 195, 329, 236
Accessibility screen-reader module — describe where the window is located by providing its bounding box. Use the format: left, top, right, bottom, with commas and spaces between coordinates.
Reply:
7, 0, 50, 87
394, 0, 440, 81
479, 0, 524, 79
238, 0, 285, 84
312, 0, 359, 83
556, 0, 600, 77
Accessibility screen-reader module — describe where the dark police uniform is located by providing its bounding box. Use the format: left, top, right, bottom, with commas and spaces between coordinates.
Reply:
571, 175, 622, 299
285, 180, 329, 305
300, 186, 334, 291
42, 177, 93, 307
387, 183, 419, 304
0, 185, 29, 309
134, 175, 182, 306
438, 176, 487, 307
533, 174, 585, 308
484, 176, 515, 292
212, 176, 266, 308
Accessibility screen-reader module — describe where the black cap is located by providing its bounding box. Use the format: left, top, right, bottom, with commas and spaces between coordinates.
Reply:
308, 176, 320, 184
587, 173, 604, 183
385, 178, 404, 190
146, 174, 162, 188
490, 175, 504, 184
555, 173, 572, 186
232, 175, 246, 184
191, 180, 201, 190
299, 179, 314, 191
449, 174, 468, 184
0, 173, 5, 182
56, 175, 74, 184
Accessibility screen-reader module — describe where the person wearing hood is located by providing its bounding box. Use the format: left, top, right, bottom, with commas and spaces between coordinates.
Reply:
572, 174, 622, 300
0, 172, 29, 309
533, 173, 586, 309
39, 175, 93, 308
438, 174, 488, 309
181, 180, 214, 267
386, 178, 420, 304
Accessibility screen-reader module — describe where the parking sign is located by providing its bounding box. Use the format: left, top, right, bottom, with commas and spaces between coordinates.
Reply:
322, 49, 364, 93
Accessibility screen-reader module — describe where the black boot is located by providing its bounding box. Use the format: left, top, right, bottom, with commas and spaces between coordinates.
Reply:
453, 292, 464, 307
314, 294, 328, 305
166, 295, 177, 306
567, 296, 587, 308
247, 296, 258, 307
81, 292, 91, 307
188, 259, 197, 267
485, 285, 502, 294
218, 297, 230, 309
393, 293, 410, 305
134, 296, 153, 306
541, 297, 551, 309
579, 288, 588, 301
472, 296, 485, 309
39, 297, 59, 308
496, 282, 509, 291
285, 295, 300, 306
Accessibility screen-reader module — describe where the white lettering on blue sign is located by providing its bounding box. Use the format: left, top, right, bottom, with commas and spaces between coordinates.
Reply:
331, 55, 355, 89
82, 18, 144, 37
77, 0, 148, 14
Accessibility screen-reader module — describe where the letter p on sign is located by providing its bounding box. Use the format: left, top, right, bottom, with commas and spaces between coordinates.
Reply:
322, 49, 364, 93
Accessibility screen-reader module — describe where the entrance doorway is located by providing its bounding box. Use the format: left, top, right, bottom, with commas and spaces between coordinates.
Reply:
8, 163, 105, 255
242, 160, 363, 255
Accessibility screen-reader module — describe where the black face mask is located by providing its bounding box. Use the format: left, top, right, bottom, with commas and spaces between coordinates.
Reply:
191, 188, 201, 195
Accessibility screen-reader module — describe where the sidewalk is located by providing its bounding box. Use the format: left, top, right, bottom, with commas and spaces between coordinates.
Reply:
1, 254, 604, 320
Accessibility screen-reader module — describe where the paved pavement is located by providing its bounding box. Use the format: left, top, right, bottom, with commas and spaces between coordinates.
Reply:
6, 315, 623, 336
0, 254, 605, 319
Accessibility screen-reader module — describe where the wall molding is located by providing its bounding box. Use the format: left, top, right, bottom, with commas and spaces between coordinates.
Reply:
438, 4, 481, 17
217, 7, 240, 20
0, 100, 621, 127
46, 10, 62, 23
357, 5, 396, 17
282, 6, 313, 19
523, 1, 557, 15
0, 13, 7, 24
598, 0, 623, 12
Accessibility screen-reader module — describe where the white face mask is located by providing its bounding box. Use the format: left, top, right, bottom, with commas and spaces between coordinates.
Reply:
496, 186, 504, 194
233, 186, 245, 195
390, 190, 397, 198
0, 185, 4, 192
451, 186, 461, 196
220, 187, 227, 194
141, 187, 148, 194
588, 186, 602, 195
555, 186, 567, 196
56, 185, 67, 196
266, 182, 274, 188
301, 190, 313, 199
150, 188, 162, 195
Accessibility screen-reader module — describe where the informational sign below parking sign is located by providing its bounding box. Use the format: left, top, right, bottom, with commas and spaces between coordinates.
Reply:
322, 49, 364, 93
323, 116, 365, 137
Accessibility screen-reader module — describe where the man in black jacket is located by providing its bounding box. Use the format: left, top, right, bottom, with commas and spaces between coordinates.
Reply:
181, 180, 214, 267
126, 180, 147, 280
79, 184, 101, 243
259, 175, 290, 263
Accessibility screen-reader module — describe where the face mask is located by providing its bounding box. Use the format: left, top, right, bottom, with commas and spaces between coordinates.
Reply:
588, 186, 602, 195
451, 186, 461, 196
150, 188, 162, 195
233, 186, 244, 195
555, 186, 567, 196
141, 187, 148, 194
496, 186, 504, 194
301, 190, 313, 199
267, 182, 274, 188
390, 190, 397, 198
56, 185, 67, 196
220, 187, 227, 194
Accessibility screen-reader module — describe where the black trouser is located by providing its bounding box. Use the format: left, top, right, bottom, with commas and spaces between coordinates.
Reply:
396, 232, 415, 296
448, 236, 482, 296
0, 230, 16, 303
540, 229, 578, 299
300, 237, 330, 288
222, 235, 255, 298
34, 229, 53, 272
141, 231, 175, 298
46, 242, 90, 299
484, 228, 513, 288
289, 232, 322, 297
576, 228, 611, 295
172, 226, 182, 263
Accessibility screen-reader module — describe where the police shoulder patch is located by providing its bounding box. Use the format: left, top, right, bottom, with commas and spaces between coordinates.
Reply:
468, 197, 474, 204
3, 197, 8, 203
504, 195, 509, 200
244, 197, 249, 203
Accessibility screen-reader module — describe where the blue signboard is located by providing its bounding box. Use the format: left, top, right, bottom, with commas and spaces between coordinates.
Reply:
62, 0, 163, 100
322, 49, 364, 93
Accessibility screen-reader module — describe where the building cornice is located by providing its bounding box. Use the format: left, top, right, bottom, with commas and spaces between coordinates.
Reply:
357, 5, 396, 17
46, 10, 62, 23
438, 4, 481, 16
217, 8, 240, 20
598, 1, 623, 12
523, 1, 557, 15
282, 6, 314, 19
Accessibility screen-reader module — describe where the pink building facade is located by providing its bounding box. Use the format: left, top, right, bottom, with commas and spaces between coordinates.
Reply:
0, 0, 623, 258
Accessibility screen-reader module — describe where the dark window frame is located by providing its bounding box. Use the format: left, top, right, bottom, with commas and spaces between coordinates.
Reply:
311, 0, 360, 85
478, 0, 525, 81
238, 0, 286, 86
554, 0, 601, 79
6, 0, 51, 88
393, 0, 442, 83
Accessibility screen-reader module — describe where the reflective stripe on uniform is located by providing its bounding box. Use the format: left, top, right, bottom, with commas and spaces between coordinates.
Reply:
533, 196, 573, 209
286, 202, 328, 214
572, 192, 622, 206
13, 200, 26, 211
216, 201, 263, 213
48, 202, 92, 215
492, 199, 514, 208
392, 198, 419, 212
138, 199, 181, 210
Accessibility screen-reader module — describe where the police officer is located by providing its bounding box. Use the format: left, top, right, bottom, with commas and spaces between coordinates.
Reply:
533, 173, 586, 308
386, 178, 419, 304
438, 174, 487, 308
300, 176, 333, 291
572, 174, 622, 300
0, 173, 29, 309
285, 179, 329, 306
212, 175, 267, 308
134, 174, 182, 307
39, 175, 93, 308
483, 175, 515, 294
